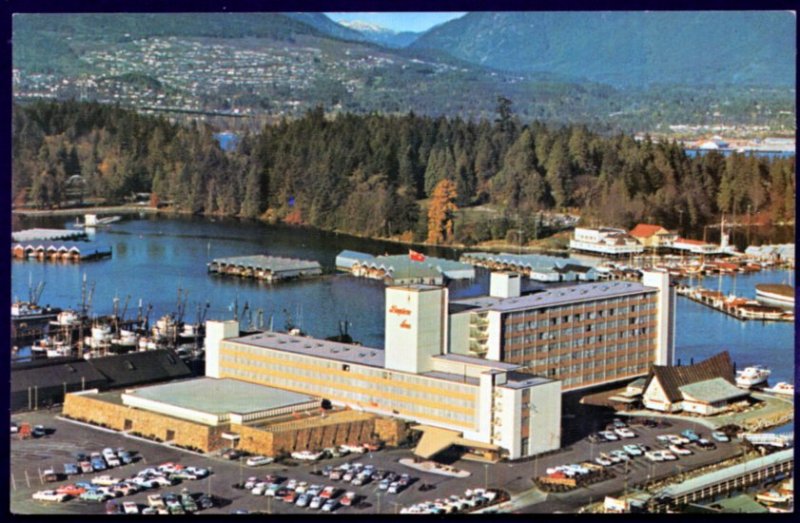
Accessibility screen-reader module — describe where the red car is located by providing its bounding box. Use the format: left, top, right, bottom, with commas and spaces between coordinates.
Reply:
56, 484, 86, 497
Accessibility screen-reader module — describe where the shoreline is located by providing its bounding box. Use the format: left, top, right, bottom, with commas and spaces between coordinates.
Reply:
13, 205, 570, 255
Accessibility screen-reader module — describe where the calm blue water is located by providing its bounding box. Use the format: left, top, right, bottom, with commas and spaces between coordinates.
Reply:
684, 148, 795, 159
11, 215, 795, 392
214, 132, 239, 152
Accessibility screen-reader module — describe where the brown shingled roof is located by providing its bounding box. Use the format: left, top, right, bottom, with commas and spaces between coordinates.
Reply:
643, 351, 735, 403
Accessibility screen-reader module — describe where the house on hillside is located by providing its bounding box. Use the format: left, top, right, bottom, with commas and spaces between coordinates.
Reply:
641, 352, 750, 415
629, 224, 677, 249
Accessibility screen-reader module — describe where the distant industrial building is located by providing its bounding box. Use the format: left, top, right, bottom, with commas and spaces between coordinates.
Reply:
448, 271, 675, 391
335, 250, 475, 285
12, 349, 192, 411
641, 351, 750, 415
460, 252, 598, 282
569, 227, 644, 256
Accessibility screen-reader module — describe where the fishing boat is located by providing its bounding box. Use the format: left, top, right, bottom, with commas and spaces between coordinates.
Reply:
50, 309, 81, 327
763, 382, 795, 396
736, 365, 772, 388
756, 489, 793, 505
45, 340, 72, 358
737, 303, 787, 321
755, 284, 795, 308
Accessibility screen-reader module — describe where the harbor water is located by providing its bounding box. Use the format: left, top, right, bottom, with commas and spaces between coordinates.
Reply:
11, 215, 795, 393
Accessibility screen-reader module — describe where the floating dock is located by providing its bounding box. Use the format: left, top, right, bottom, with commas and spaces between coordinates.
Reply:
12, 228, 87, 243
676, 285, 794, 322
208, 254, 322, 283
12, 242, 112, 262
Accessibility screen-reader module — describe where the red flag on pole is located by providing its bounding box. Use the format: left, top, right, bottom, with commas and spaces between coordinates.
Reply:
409, 249, 426, 262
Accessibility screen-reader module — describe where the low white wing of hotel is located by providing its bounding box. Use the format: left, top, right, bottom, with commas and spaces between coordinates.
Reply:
206, 270, 674, 460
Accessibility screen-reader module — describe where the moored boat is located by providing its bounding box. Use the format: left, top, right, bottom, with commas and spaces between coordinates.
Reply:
763, 382, 795, 396
736, 365, 771, 388
755, 284, 795, 308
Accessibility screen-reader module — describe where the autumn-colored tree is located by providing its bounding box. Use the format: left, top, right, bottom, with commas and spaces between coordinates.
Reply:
427, 178, 459, 244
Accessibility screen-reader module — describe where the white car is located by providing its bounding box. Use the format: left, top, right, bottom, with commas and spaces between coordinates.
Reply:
123, 501, 139, 514
92, 475, 122, 487
660, 450, 678, 461
595, 457, 613, 467
711, 431, 730, 442
32, 490, 68, 502
669, 444, 692, 456
246, 455, 274, 467
614, 427, 636, 439
609, 450, 630, 461
309, 496, 323, 509
322, 499, 338, 512
601, 452, 621, 464
185, 466, 209, 478
105, 456, 122, 468
599, 430, 619, 441
623, 444, 643, 456
645, 450, 665, 462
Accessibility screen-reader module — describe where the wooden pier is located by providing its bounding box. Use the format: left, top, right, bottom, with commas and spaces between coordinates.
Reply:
676, 285, 794, 322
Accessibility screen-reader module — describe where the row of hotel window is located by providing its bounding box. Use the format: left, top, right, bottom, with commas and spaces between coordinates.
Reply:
507, 348, 652, 363
504, 330, 653, 348
560, 365, 645, 386
503, 299, 656, 322
503, 313, 656, 333
226, 345, 475, 395
224, 365, 476, 423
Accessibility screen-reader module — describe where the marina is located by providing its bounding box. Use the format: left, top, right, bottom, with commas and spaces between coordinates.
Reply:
11, 228, 87, 243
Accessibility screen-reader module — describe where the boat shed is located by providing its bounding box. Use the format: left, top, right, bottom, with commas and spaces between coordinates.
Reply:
339, 251, 475, 285
11, 228, 87, 243
335, 250, 377, 271
12, 242, 112, 261
208, 255, 322, 282
460, 252, 598, 282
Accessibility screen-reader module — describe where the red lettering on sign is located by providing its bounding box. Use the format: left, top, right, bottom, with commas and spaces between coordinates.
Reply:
390, 305, 412, 316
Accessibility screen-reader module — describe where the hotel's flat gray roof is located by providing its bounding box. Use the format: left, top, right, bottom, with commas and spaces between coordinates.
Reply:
451, 281, 655, 313
502, 371, 555, 389
419, 371, 480, 386
125, 377, 317, 415
232, 331, 385, 368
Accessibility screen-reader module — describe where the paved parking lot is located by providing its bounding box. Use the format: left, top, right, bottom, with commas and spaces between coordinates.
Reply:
10, 409, 745, 514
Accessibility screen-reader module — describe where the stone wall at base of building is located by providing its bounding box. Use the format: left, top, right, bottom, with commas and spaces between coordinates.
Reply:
63, 392, 224, 452
374, 417, 409, 446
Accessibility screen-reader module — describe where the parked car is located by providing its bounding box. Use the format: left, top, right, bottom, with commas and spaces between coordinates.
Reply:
90, 458, 107, 471
32, 490, 68, 502
614, 427, 636, 439
105, 500, 122, 515
711, 431, 730, 442
56, 484, 86, 497
612, 418, 627, 429
644, 451, 665, 462
105, 456, 122, 468
696, 438, 716, 449
296, 493, 311, 507
322, 499, 338, 512
681, 429, 700, 442
63, 463, 80, 476
623, 444, 643, 456
340, 491, 358, 506
197, 494, 215, 510
80, 489, 112, 502
147, 494, 166, 508
118, 451, 134, 465
123, 501, 139, 514
609, 450, 631, 461
246, 455, 274, 467
309, 496, 323, 509
32, 425, 47, 438
660, 450, 678, 461
42, 469, 59, 482
669, 444, 693, 456
599, 430, 619, 441
181, 492, 198, 512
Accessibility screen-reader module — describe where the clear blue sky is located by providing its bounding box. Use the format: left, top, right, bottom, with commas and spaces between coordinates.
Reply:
325, 12, 466, 33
